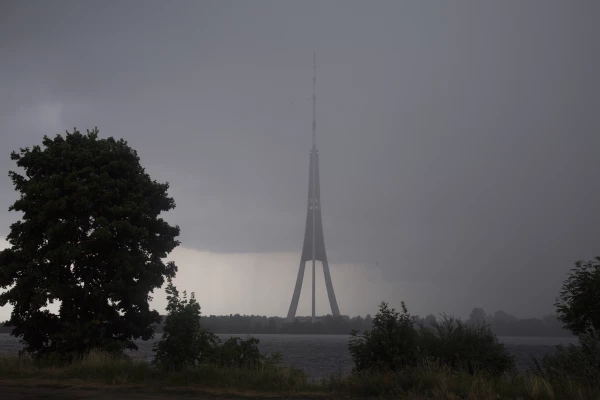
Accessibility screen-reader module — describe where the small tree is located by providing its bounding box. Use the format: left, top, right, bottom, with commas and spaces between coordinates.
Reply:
349, 301, 419, 372
0, 128, 179, 359
467, 308, 488, 325
555, 257, 600, 336
153, 279, 281, 371
152, 279, 219, 371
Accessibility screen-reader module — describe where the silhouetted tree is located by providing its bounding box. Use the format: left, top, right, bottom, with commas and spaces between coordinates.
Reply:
468, 308, 488, 325
531, 257, 600, 382
152, 279, 218, 371
555, 257, 600, 336
541, 314, 571, 336
0, 128, 179, 359
422, 314, 437, 328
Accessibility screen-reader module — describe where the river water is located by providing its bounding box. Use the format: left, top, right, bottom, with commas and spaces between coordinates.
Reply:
0, 333, 578, 379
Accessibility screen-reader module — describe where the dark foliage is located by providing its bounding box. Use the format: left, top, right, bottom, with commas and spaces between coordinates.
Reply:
349, 302, 420, 372
152, 279, 218, 371
349, 302, 515, 375
529, 257, 600, 383
2, 310, 571, 337
464, 308, 573, 337
554, 257, 600, 336
152, 281, 280, 371
214, 337, 275, 368
530, 331, 600, 384
0, 128, 179, 359
418, 315, 515, 374
143, 309, 574, 337
153, 313, 374, 335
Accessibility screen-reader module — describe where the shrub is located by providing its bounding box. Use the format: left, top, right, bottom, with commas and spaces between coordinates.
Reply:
530, 331, 600, 384
418, 314, 515, 374
349, 302, 515, 375
349, 302, 420, 372
152, 279, 281, 371
152, 279, 219, 371
214, 336, 282, 369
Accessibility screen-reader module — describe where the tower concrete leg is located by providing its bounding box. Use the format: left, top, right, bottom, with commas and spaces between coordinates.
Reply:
322, 258, 340, 316
287, 260, 306, 320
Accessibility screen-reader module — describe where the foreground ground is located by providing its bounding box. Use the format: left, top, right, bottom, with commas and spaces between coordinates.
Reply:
0, 381, 325, 400
1, 352, 597, 399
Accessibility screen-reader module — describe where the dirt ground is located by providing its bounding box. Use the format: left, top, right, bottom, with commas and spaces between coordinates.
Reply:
0, 383, 327, 400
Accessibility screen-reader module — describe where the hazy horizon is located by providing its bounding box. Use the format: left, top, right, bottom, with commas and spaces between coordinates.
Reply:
1, 1, 599, 322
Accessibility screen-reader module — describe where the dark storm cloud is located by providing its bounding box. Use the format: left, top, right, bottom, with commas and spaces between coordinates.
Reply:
1, 1, 598, 317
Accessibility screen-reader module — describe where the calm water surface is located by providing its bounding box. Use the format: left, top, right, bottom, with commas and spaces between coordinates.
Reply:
0, 333, 578, 379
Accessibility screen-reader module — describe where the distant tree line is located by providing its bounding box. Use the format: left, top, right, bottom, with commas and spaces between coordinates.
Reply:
156, 314, 374, 335
147, 309, 573, 337
463, 308, 573, 337
1, 309, 574, 337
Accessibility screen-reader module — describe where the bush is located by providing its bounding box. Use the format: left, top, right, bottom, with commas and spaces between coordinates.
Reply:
152, 279, 219, 371
152, 279, 281, 371
349, 302, 420, 372
215, 337, 281, 368
530, 331, 600, 384
418, 314, 515, 374
349, 302, 515, 375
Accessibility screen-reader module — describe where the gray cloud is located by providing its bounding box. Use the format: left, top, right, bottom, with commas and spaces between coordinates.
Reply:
1, 1, 599, 318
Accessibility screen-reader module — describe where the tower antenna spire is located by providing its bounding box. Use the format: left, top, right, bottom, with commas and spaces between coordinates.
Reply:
286, 51, 341, 322
312, 49, 317, 149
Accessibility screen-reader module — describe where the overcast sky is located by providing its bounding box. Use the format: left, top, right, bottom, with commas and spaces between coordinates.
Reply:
1, 1, 599, 321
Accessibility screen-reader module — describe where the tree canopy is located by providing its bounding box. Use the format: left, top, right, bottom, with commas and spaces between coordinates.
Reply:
555, 257, 600, 336
0, 128, 180, 359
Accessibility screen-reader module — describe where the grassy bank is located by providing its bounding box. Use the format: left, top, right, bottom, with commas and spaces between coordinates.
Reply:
0, 351, 316, 394
1, 351, 599, 399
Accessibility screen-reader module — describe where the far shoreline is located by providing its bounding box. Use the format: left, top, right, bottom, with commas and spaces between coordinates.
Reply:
0, 331, 576, 338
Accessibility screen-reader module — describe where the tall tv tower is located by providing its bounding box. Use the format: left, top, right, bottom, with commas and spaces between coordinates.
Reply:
287, 52, 341, 322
